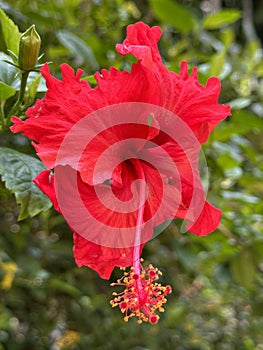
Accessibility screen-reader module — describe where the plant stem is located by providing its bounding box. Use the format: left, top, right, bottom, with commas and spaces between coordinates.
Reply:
0, 101, 6, 130
6, 70, 30, 128
19, 71, 30, 104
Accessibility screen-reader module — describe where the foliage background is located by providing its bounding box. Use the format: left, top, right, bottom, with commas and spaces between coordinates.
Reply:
0, 0, 263, 349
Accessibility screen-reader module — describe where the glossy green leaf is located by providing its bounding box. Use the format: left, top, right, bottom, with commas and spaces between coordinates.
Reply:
0, 8, 21, 54
0, 82, 16, 102
0, 147, 52, 220
203, 10, 241, 30
56, 30, 99, 71
150, 0, 196, 33
0, 52, 19, 87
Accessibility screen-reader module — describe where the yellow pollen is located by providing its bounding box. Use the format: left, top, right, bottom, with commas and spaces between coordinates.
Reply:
110, 262, 172, 324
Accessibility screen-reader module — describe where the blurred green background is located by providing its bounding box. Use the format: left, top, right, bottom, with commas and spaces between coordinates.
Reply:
1, 0, 263, 349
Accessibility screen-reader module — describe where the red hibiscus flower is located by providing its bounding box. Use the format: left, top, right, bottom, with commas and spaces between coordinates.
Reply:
11, 22, 230, 323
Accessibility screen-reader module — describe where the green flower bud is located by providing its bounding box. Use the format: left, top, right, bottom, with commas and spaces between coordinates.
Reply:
18, 25, 41, 71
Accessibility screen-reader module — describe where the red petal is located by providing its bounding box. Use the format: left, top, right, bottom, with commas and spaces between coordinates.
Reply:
33, 170, 60, 212
77, 109, 160, 186
73, 233, 142, 280
171, 64, 231, 142
116, 23, 230, 142
34, 167, 145, 279
186, 201, 222, 236
116, 22, 162, 69
11, 63, 100, 169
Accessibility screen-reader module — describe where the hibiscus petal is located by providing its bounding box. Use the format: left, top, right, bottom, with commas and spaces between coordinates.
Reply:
111, 158, 181, 225
73, 232, 142, 280
33, 170, 60, 212
33, 167, 144, 279
186, 201, 222, 236
11, 63, 100, 169
116, 21, 163, 69
78, 107, 160, 186
55, 163, 166, 248
116, 22, 231, 143
140, 141, 216, 235
171, 63, 231, 142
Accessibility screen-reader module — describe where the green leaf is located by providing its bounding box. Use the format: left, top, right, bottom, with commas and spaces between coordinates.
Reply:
229, 98, 251, 110
252, 300, 263, 317
222, 191, 259, 204
27, 73, 42, 100
0, 52, 19, 88
27, 71, 48, 93
49, 278, 82, 297
0, 81, 16, 102
56, 30, 99, 71
150, 0, 196, 33
209, 49, 226, 76
220, 28, 235, 48
0, 147, 52, 220
81, 75, 97, 86
0, 305, 11, 330
0, 8, 21, 54
203, 10, 241, 30
211, 110, 263, 142
174, 244, 197, 269
217, 153, 240, 170
230, 249, 256, 289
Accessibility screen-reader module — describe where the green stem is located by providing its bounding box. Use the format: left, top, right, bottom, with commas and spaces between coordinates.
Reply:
19, 71, 30, 104
0, 101, 6, 130
6, 70, 30, 128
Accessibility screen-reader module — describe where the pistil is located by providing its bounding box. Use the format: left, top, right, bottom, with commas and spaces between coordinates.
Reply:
110, 159, 172, 324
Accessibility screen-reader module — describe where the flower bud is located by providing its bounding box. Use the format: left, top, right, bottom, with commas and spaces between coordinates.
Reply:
18, 25, 41, 71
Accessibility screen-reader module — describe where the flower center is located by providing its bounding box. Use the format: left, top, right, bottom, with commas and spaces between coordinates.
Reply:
110, 261, 172, 324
